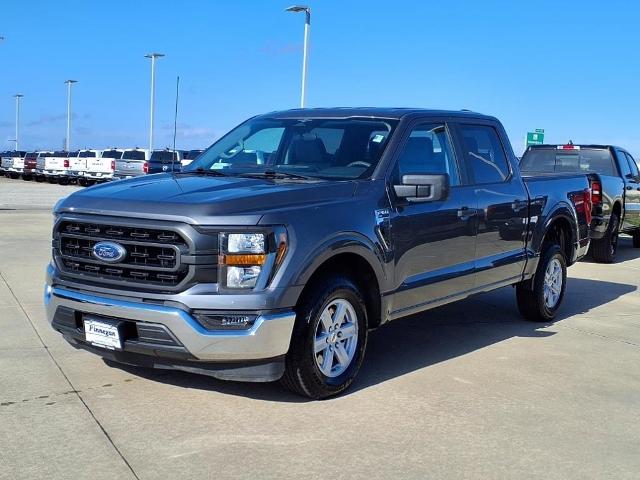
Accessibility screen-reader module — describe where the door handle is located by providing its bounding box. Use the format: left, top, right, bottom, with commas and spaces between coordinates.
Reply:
457, 206, 478, 220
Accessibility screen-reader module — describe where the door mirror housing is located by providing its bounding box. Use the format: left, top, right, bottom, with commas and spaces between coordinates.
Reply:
394, 174, 449, 202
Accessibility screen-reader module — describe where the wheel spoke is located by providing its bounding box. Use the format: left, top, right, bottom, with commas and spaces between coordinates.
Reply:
332, 302, 347, 327
338, 323, 357, 341
334, 343, 350, 367
319, 310, 333, 332
321, 348, 333, 373
315, 334, 329, 353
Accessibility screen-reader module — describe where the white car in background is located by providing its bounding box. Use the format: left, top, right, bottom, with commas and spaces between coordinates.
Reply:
34, 151, 59, 182
3, 151, 27, 179
81, 148, 120, 185
37, 151, 73, 184
68, 149, 103, 185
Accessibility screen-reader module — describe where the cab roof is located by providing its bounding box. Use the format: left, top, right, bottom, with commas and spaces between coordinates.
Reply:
260, 107, 497, 121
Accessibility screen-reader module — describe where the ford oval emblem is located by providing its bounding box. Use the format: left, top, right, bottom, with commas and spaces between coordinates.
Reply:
92, 241, 127, 263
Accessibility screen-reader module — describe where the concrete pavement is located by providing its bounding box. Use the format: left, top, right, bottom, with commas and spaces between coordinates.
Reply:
1, 177, 639, 479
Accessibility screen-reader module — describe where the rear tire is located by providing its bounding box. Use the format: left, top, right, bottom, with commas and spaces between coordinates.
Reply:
632, 230, 640, 248
591, 214, 619, 263
516, 244, 567, 322
281, 275, 368, 399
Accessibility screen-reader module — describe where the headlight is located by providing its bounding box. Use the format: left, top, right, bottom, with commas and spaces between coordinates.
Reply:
219, 231, 287, 290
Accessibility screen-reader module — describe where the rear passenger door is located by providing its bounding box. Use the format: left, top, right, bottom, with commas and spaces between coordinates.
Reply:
451, 122, 529, 288
388, 120, 478, 315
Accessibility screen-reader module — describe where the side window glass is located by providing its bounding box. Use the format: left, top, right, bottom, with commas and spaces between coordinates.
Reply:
625, 152, 639, 178
395, 124, 460, 186
617, 150, 632, 177
460, 125, 510, 184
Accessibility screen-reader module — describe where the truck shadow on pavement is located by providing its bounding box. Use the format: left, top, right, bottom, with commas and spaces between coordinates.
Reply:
110, 278, 635, 402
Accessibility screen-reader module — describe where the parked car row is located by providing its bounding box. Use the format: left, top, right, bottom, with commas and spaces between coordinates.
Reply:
0, 148, 204, 186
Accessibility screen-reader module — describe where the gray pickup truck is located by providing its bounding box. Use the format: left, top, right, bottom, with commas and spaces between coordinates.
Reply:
47, 109, 593, 398
521, 144, 640, 262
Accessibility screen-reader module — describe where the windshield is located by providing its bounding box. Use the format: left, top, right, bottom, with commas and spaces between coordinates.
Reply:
521, 147, 617, 176
123, 150, 146, 160
102, 150, 122, 159
79, 150, 96, 158
186, 117, 398, 179
68, 151, 80, 157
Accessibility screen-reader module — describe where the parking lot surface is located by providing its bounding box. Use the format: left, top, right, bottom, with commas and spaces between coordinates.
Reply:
1, 177, 639, 480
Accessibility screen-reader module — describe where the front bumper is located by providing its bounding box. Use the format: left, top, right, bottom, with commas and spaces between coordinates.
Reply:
45, 284, 297, 381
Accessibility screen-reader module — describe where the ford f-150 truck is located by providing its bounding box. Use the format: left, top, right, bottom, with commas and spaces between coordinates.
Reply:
521, 144, 640, 262
46, 109, 593, 399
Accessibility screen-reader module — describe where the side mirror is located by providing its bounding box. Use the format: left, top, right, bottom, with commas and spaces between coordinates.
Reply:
394, 174, 449, 202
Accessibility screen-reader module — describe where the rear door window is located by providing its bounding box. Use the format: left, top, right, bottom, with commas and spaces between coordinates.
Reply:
625, 152, 639, 178
459, 125, 510, 184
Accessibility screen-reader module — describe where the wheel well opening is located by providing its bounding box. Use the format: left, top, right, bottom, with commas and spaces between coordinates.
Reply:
612, 201, 622, 219
545, 218, 572, 261
299, 253, 382, 329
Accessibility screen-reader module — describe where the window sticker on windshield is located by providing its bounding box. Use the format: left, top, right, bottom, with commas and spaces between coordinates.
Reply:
372, 134, 385, 143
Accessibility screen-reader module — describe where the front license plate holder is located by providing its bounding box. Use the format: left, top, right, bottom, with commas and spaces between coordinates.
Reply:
83, 317, 123, 350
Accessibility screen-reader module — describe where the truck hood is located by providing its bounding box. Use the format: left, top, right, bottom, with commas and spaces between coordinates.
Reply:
56, 173, 358, 225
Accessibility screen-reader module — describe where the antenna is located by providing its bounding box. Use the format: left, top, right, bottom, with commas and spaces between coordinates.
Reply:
172, 76, 180, 172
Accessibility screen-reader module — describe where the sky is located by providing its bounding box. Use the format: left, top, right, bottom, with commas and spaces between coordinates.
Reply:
1, 0, 639, 155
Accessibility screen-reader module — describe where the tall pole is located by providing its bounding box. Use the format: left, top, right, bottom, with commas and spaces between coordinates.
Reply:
286, 6, 311, 108
145, 53, 165, 153
14, 94, 23, 151
301, 10, 310, 108
64, 80, 77, 151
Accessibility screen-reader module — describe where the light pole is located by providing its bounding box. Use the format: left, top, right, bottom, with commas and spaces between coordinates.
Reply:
286, 5, 311, 108
13, 94, 23, 151
64, 80, 78, 151
144, 53, 165, 153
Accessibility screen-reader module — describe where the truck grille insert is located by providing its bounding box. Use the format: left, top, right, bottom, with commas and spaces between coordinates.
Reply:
55, 221, 190, 288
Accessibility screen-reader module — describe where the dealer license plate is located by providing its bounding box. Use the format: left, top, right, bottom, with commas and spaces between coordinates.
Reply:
84, 318, 122, 350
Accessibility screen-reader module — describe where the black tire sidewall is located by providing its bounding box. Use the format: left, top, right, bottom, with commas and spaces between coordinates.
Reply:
289, 278, 368, 397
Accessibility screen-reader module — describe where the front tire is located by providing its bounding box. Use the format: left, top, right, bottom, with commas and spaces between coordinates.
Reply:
516, 244, 567, 322
281, 275, 368, 399
632, 230, 640, 248
591, 214, 619, 263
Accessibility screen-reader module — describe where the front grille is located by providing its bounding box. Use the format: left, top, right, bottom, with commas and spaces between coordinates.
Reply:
55, 220, 192, 289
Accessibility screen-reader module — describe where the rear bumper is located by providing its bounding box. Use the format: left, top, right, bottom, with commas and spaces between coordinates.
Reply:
82, 172, 113, 180
45, 283, 296, 380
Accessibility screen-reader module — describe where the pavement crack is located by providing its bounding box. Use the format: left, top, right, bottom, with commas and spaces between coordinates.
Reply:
556, 324, 640, 348
0, 268, 141, 480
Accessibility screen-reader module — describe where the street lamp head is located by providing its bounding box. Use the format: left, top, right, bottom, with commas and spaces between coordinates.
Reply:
64, 79, 78, 84
286, 5, 310, 13
13, 94, 24, 98
145, 53, 165, 59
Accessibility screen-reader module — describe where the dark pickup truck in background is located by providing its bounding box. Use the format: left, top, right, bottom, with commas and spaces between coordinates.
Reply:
521, 144, 640, 262
47, 109, 593, 398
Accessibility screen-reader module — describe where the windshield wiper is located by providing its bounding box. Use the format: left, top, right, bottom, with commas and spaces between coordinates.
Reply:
238, 170, 313, 180
176, 168, 229, 177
